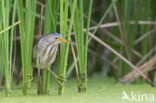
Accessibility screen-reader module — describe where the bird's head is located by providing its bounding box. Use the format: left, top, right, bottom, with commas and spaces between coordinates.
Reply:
51, 32, 70, 43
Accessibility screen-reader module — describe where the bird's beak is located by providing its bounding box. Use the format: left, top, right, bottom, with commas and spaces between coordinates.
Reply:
56, 37, 70, 43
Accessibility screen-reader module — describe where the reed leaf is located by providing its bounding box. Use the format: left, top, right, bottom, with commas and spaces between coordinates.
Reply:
58, 0, 77, 95
41, 0, 59, 94
17, 0, 37, 95
0, 0, 17, 96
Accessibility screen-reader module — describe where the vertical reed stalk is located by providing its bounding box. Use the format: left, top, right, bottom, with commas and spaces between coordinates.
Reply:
140, 0, 150, 56
119, 0, 131, 76
0, 0, 17, 96
66, 0, 117, 81
1, 0, 10, 96
83, 0, 93, 92
58, 0, 77, 95
17, 0, 37, 95
72, 0, 93, 92
58, 0, 69, 95
0, 0, 3, 89
41, 0, 59, 94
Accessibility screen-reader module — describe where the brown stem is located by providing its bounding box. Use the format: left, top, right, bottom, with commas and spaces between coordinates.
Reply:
121, 55, 156, 84
37, 69, 41, 94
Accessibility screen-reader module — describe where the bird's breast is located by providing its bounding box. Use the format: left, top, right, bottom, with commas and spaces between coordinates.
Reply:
34, 43, 58, 69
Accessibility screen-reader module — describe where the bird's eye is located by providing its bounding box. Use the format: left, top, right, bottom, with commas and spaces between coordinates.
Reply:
55, 37, 58, 39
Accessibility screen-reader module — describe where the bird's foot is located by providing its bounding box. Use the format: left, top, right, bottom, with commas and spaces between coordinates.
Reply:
55, 75, 67, 87
56, 75, 66, 82
24, 74, 33, 83
46, 68, 66, 86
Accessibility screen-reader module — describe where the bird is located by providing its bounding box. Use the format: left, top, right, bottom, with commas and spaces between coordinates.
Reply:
30, 32, 70, 86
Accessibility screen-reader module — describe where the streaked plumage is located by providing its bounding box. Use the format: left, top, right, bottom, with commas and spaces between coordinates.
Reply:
27, 32, 69, 86
32, 32, 63, 69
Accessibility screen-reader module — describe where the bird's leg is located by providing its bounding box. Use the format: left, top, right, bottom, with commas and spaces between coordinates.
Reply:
47, 68, 66, 86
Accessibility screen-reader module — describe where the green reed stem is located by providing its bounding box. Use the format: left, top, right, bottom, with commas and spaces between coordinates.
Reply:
17, 0, 37, 95
140, 0, 150, 56
0, 0, 17, 96
58, 0, 77, 95
119, 0, 131, 76
41, 0, 59, 94
1, 0, 10, 96
68, 0, 117, 81
83, 0, 93, 92
72, 0, 93, 92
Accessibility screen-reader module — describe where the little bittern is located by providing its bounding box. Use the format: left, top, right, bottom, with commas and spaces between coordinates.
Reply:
32, 32, 69, 86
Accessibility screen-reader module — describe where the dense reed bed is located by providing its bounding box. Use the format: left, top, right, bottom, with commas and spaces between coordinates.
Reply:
0, 0, 156, 98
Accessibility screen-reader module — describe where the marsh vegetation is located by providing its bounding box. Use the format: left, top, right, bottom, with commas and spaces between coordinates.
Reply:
0, 0, 156, 102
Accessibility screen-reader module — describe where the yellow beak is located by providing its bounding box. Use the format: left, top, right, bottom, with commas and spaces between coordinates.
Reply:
56, 37, 70, 43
